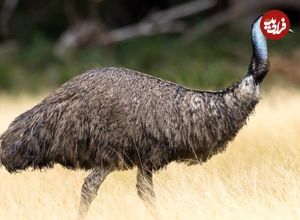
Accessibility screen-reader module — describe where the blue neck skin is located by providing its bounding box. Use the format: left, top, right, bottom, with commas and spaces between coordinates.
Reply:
251, 17, 268, 62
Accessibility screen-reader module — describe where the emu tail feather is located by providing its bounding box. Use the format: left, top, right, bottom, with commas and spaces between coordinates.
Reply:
0, 94, 91, 172
0, 107, 54, 173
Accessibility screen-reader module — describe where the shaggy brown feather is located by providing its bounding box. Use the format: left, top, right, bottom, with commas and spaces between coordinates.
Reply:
0, 68, 261, 172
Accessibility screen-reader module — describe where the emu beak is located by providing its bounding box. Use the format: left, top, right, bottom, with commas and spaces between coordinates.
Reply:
289, 29, 294, 33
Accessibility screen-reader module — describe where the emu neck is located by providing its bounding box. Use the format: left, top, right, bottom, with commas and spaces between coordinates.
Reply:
248, 17, 270, 84
252, 19, 268, 62
223, 76, 259, 117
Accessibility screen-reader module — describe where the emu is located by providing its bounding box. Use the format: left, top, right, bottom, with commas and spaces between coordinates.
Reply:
0, 16, 285, 217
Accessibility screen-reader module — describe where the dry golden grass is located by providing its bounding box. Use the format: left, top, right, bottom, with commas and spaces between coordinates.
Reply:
1, 88, 300, 220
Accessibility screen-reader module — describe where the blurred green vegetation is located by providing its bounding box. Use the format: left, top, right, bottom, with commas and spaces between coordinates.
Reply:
0, 0, 299, 93
0, 24, 299, 94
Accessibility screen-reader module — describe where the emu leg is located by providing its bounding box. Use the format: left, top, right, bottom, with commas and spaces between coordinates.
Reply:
78, 167, 110, 218
136, 167, 155, 204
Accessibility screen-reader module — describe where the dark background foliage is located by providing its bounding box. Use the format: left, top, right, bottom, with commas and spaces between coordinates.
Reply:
0, 0, 299, 93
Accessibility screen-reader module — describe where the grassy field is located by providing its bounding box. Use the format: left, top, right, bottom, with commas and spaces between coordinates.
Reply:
0, 88, 300, 220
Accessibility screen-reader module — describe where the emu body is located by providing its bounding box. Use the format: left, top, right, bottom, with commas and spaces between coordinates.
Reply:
0, 68, 259, 171
0, 17, 270, 217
